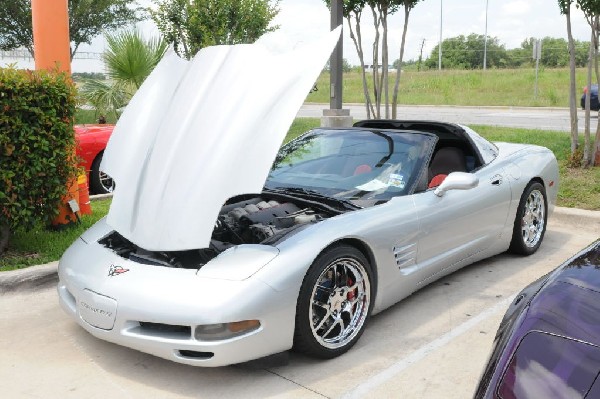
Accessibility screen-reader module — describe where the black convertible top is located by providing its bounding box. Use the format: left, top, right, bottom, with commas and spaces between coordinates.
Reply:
353, 120, 466, 140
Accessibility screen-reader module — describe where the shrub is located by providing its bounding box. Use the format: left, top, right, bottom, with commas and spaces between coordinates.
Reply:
0, 67, 78, 253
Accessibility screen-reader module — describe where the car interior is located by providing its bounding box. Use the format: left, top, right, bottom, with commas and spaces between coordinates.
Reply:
353, 120, 483, 192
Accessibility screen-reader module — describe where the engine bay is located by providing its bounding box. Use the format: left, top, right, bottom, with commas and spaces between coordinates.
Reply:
99, 194, 338, 269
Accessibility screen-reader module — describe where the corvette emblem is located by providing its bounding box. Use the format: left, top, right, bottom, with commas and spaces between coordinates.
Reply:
108, 264, 129, 277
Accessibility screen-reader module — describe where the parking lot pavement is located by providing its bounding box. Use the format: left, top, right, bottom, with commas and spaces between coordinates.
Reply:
1, 216, 598, 399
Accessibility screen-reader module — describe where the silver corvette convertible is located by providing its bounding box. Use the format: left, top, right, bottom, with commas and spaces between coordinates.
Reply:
58, 32, 559, 367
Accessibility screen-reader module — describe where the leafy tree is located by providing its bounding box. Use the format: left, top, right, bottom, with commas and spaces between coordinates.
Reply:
79, 30, 167, 120
425, 34, 507, 69
0, 0, 142, 59
501, 37, 589, 68
150, 0, 280, 59
0, 1, 33, 56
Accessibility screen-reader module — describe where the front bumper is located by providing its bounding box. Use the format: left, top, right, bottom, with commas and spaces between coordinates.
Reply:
57, 238, 297, 367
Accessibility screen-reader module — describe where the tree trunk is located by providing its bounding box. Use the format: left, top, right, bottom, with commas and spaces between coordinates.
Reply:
593, 16, 600, 166
381, 8, 389, 118
347, 13, 375, 119
0, 224, 9, 255
392, 6, 410, 119
370, 5, 381, 119
584, 35, 593, 167
566, 10, 579, 153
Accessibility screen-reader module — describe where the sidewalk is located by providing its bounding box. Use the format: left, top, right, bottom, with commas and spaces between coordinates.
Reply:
1, 206, 598, 294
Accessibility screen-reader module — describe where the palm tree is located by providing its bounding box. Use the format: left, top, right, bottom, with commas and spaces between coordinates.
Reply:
80, 30, 168, 120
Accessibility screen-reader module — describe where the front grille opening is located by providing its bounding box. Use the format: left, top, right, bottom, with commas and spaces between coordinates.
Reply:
99, 231, 218, 269
138, 322, 191, 338
178, 350, 214, 360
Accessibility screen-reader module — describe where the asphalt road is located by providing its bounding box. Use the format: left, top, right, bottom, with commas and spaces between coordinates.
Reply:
1, 211, 598, 399
298, 104, 598, 132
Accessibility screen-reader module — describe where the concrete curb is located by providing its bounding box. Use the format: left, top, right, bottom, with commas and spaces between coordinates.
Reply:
551, 206, 600, 227
0, 261, 58, 294
90, 193, 113, 201
0, 207, 598, 293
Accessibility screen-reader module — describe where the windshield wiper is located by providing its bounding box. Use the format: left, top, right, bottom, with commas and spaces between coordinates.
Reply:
264, 187, 361, 211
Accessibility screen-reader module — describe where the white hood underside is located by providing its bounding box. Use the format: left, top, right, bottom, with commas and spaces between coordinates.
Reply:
101, 28, 341, 251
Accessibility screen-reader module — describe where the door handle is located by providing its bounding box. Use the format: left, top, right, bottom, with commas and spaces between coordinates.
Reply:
491, 174, 503, 185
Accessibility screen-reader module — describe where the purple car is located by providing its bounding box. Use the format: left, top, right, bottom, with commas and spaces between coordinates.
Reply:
475, 239, 600, 399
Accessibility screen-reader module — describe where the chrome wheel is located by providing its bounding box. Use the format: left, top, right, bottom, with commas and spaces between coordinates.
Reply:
510, 182, 547, 256
521, 189, 545, 248
90, 152, 115, 194
309, 257, 370, 349
99, 171, 115, 193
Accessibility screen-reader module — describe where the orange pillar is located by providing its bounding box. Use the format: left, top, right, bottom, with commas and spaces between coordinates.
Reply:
31, 0, 80, 227
31, 0, 71, 73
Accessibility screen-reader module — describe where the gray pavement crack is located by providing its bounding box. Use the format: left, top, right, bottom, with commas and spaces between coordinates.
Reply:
265, 369, 330, 398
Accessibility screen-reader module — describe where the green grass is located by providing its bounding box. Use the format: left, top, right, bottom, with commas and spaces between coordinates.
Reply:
1, 120, 597, 270
306, 68, 591, 107
0, 199, 112, 271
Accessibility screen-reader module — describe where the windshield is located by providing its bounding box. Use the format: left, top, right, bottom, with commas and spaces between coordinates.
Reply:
266, 129, 435, 201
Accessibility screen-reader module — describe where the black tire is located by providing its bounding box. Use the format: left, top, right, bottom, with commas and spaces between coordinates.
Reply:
89, 152, 114, 194
509, 181, 547, 255
294, 245, 373, 359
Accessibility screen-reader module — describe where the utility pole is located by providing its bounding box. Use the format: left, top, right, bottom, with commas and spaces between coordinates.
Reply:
322, 0, 352, 127
483, 0, 489, 70
438, 0, 443, 70
330, 0, 343, 110
418, 38, 425, 72
533, 39, 542, 99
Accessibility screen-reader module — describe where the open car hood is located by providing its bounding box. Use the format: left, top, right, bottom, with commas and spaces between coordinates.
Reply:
101, 28, 341, 251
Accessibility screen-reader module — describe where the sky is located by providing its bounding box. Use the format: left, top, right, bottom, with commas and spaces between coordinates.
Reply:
0, 0, 593, 72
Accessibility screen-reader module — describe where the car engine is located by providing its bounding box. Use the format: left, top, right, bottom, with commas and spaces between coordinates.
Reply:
99, 194, 333, 269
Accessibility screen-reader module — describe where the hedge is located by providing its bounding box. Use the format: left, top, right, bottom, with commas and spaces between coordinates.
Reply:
0, 67, 78, 252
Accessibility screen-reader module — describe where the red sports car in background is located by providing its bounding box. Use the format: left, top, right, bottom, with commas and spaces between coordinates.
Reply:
74, 124, 115, 194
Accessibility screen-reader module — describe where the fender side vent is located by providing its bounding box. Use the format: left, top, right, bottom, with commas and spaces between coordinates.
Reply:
393, 243, 416, 269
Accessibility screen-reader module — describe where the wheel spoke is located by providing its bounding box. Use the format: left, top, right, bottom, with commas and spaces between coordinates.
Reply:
322, 318, 341, 338
311, 300, 328, 310
314, 309, 332, 332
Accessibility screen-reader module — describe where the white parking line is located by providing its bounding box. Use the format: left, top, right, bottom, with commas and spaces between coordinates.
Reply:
341, 295, 516, 399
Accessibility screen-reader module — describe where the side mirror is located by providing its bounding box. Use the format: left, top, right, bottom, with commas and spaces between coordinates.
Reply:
434, 172, 479, 197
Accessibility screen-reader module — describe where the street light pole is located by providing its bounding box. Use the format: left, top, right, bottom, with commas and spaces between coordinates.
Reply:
330, 0, 343, 110
438, 0, 443, 70
322, 0, 352, 127
483, 0, 489, 70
